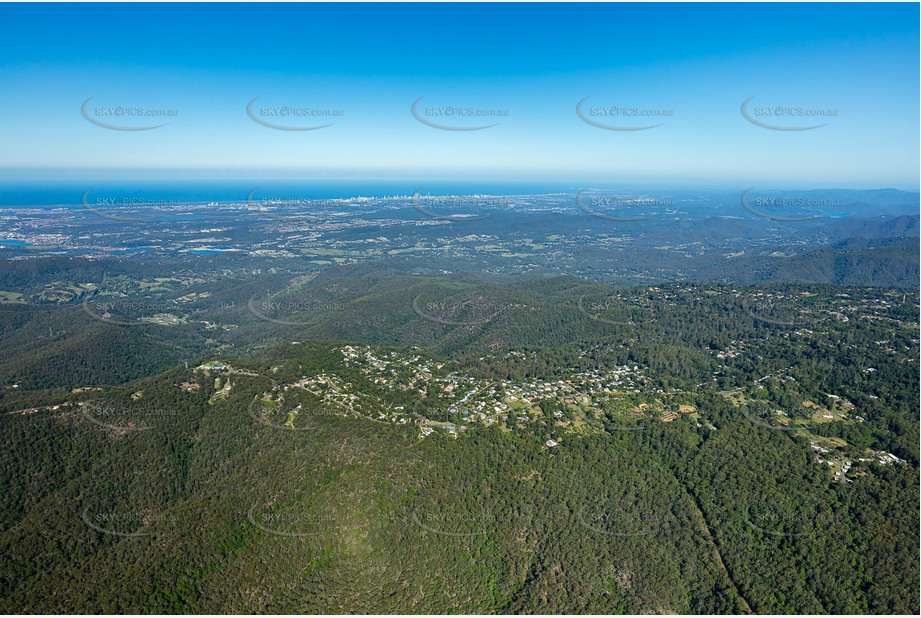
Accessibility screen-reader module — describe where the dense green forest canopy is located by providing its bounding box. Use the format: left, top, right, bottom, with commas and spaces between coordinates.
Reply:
0, 261, 917, 613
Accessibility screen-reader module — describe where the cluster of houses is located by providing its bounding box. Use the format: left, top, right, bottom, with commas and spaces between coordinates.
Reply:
811, 441, 906, 483
337, 345, 651, 436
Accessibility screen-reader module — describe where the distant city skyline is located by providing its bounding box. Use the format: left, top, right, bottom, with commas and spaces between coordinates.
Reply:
0, 2, 918, 189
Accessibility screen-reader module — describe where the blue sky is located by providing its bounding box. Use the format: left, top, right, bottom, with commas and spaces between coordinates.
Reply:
0, 2, 918, 188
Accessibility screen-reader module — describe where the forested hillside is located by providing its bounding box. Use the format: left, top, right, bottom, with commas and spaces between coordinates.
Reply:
0, 246, 917, 615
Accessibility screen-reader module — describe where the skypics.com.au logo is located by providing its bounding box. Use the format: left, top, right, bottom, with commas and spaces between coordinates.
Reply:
411, 97, 508, 131
81, 97, 178, 131
576, 97, 673, 131
246, 97, 343, 131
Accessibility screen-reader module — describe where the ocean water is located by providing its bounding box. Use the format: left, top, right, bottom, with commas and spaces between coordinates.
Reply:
0, 180, 587, 207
